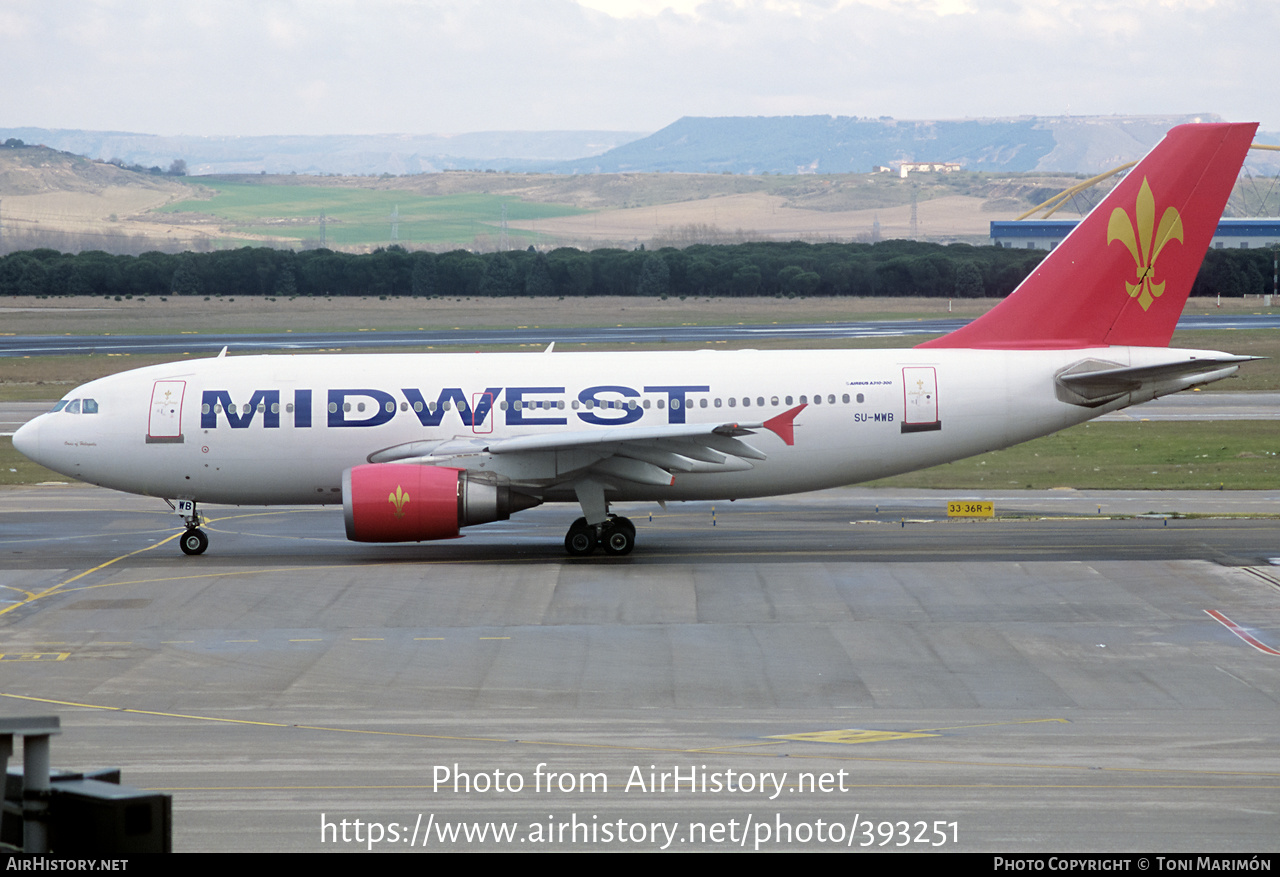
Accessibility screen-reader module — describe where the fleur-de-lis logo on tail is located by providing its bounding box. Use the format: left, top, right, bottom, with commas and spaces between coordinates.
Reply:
1107, 177, 1183, 311
388, 485, 410, 518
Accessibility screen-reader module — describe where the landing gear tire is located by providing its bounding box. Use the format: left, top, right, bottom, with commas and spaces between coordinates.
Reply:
601, 516, 636, 556
180, 528, 209, 556
564, 517, 597, 557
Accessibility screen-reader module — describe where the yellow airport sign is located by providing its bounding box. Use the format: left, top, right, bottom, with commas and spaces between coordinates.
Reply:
947, 501, 994, 518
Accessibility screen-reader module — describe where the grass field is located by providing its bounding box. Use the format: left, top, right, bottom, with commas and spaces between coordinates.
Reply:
0, 437, 60, 485
867, 421, 1280, 491
158, 179, 587, 248
0, 293, 1003, 335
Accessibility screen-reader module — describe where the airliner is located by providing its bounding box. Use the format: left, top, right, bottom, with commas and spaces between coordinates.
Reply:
12, 123, 1260, 557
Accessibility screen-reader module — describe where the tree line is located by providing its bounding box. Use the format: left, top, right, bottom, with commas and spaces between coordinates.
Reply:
0, 240, 1272, 300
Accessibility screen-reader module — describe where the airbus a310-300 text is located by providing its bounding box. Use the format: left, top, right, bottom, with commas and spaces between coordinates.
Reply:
13, 123, 1260, 557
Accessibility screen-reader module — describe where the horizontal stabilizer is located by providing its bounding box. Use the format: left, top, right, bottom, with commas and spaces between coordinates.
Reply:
1056, 354, 1261, 405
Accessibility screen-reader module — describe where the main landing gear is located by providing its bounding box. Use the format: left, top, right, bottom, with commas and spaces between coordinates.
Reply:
564, 515, 636, 557
171, 499, 209, 556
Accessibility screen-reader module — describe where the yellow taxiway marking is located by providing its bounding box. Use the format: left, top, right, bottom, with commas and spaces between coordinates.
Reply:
0, 691, 1276, 780
0, 507, 332, 617
774, 729, 939, 745
0, 531, 181, 618
772, 719, 1068, 746
912, 719, 1069, 732
0, 653, 69, 662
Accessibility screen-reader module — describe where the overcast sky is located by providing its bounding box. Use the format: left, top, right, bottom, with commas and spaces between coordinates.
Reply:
3, 0, 1275, 137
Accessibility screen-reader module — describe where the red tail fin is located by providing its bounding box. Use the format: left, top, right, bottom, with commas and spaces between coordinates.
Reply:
920, 123, 1257, 350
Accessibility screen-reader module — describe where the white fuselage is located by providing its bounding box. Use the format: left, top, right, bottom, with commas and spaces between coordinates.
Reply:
14, 344, 1229, 509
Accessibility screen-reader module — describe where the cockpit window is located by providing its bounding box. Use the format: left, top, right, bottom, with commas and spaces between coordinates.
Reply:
65, 399, 82, 414
82, 398, 98, 414
51, 400, 69, 413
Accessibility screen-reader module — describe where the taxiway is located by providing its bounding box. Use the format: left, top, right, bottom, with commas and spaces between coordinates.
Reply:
0, 485, 1277, 851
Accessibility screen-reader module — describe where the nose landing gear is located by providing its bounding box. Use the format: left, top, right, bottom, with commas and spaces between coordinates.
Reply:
180, 527, 209, 556
171, 498, 209, 556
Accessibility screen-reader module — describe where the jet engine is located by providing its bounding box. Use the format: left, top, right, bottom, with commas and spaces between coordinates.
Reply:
342, 463, 540, 543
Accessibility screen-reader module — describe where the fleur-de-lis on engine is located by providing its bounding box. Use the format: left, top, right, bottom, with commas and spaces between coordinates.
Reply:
1106, 177, 1183, 311
388, 485, 410, 518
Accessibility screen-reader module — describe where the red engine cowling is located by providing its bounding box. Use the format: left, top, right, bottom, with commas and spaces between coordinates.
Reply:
342, 464, 539, 543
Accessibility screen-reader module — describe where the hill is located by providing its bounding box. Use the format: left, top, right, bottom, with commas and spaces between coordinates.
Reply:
3, 113, 1278, 253
0, 141, 206, 253
554, 113, 1254, 175
8, 115, 1278, 178
0, 128, 647, 177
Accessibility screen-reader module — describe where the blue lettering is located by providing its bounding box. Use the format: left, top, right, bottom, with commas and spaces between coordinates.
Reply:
328, 389, 396, 428
401, 387, 502, 428
505, 387, 567, 426
644, 385, 709, 424
577, 385, 642, 426
294, 389, 311, 428
201, 390, 280, 429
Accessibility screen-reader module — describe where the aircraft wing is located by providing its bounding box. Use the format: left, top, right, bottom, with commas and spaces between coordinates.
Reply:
368, 404, 806, 488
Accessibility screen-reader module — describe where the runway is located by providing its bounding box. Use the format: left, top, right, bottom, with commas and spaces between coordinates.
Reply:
0, 485, 1278, 851
3, 312, 1279, 357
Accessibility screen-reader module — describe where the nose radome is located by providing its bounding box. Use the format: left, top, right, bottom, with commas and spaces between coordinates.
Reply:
12, 417, 40, 462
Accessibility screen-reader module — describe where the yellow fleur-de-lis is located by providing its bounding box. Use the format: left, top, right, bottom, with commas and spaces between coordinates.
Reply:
1106, 177, 1183, 311
388, 485, 410, 518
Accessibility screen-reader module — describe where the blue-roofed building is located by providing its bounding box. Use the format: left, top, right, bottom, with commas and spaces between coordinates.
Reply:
991, 218, 1280, 251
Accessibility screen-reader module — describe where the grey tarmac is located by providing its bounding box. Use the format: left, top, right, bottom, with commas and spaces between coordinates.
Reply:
0, 484, 1278, 852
